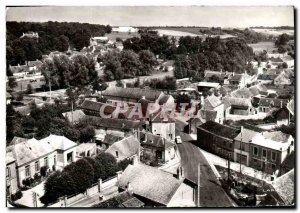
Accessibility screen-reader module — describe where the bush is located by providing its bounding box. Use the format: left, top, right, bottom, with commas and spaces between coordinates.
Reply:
10, 190, 23, 202
22, 177, 34, 187
34, 173, 41, 181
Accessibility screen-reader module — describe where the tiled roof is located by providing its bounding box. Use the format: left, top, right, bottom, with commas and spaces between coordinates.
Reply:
230, 87, 253, 98
105, 135, 140, 161
269, 57, 283, 63
93, 191, 144, 208
139, 132, 175, 150
27, 60, 43, 67
281, 55, 294, 62
258, 98, 289, 108
85, 115, 145, 131
102, 87, 162, 102
102, 134, 123, 145
286, 99, 294, 116
9, 65, 29, 74
39, 134, 77, 150
223, 97, 251, 109
118, 164, 183, 205
62, 110, 86, 123
76, 143, 96, 154
6, 151, 16, 165
79, 100, 116, 114
204, 70, 229, 80
262, 131, 292, 143
203, 95, 222, 110
273, 169, 294, 205
198, 121, 240, 140
234, 128, 260, 143
257, 74, 278, 81
281, 151, 294, 172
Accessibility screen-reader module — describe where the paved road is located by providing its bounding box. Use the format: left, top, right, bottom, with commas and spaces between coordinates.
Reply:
175, 120, 235, 207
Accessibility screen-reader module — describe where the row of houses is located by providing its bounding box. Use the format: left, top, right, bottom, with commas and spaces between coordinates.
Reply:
196, 121, 294, 176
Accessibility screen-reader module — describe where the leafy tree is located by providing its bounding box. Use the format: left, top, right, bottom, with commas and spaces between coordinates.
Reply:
275, 33, 290, 46
138, 50, 157, 75
64, 159, 94, 193
79, 125, 95, 142
84, 157, 106, 182
282, 62, 288, 69
26, 83, 33, 94
95, 153, 118, 179
8, 78, 17, 89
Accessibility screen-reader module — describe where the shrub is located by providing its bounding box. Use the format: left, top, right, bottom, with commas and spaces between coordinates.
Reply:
34, 173, 41, 181
10, 190, 23, 202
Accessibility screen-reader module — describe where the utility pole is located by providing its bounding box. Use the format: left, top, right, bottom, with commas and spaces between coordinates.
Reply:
197, 163, 201, 207
71, 101, 74, 125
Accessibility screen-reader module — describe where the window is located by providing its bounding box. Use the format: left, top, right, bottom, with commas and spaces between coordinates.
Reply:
271, 152, 276, 161
44, 157, 48, 167
241, 143, 245, 151
115, 151, 119, 158
54, 155, 56, 166
262, 149, 267, 158
35, 161, 40, 172
168, 134, 173, 140
25, 165, 30, 177
6, 167, 10, 179
253, 147, 258, 156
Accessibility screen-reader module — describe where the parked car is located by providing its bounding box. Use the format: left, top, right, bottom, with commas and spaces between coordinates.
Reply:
175, 135, 182, 144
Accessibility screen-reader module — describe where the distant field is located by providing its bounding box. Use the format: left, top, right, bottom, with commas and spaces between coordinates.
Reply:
248, 42, 277, 54
251, 28, 294, 36
105, 32, 140, 41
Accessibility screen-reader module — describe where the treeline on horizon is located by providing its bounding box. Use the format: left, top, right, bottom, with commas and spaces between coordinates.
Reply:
6, 21, 112, 68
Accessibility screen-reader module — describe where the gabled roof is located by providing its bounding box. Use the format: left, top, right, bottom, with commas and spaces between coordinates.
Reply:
62, 109, 86, 124
102, 87, 162, 102
39, 134, 77, 150
93, 191, 144, 208
281, 151, 294, 172
273, 169, 294, 205
118, 164, 184, 205
102, 134, 123, 145
204, 70, 230, 80
281, 55, 294, 62
258, 98, 289, 108
27, 60, 43, 67
198, 82, 220, 88
269, 57, 283, 63
230, 87, 253, 99
203, 95, 222, 110
140, 132, 175, 150
85, 115, 145, 131
223, 97, 251, 109
234, 128, 260, 143
6, 151, 16, 165
262, 131, 292, 143
105, 135, 140, 161
9, 65, 29, 74
257, 74, 278, 81
76, 143, 96, 154
228, 73, 251, 82
79, 100, 116, 114
198, 121, 240, 140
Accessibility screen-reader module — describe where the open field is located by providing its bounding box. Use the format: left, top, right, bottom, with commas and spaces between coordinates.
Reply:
251, 28, 294, 36
105, 32, 140, 41
248, 41, 277, 54
154, 28, 235, 39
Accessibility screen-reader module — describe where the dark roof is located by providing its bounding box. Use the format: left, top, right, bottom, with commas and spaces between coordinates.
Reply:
79, 100, 116, 114
93, 191, 144, 208
139, 132, 175, 150
204, 70, 229, 80
198, 121, 240, 140
257, 74, 278, 81
281, 151, 294, 172
262, 131, 292, 143
258, 98, 289, 108
9, 65, 29, 74
102, 134, 123, 145
203, 95, 222, 110
230, 87, 253, 98
27, 60, 43, 67
102, 87, 162, 102
84, 115, 145, 131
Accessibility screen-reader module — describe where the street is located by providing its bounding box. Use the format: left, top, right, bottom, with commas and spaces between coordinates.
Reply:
175, 123, 235, 207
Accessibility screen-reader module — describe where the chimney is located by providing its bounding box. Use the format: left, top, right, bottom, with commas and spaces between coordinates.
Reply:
127, 182, 133, 195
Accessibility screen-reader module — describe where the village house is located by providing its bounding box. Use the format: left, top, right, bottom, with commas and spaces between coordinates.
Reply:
97, 133, 124, 150
78, 100, 120, 118
90, 36, 109, 46
200, 95, 225, 124
105, 135, 141, 162
268, 57, 284, 69
76, 143, 97, 158
227, 72, 255, 88
223, 97, 256, 117
234, 127, 261, 166
20, 32, 39, 39
249, 131, 294, 175
102, 87, 164, 107
9, 64, 30, 78
271, 169, 294, 205
6, 151, 19, 197
257, 73, 279, 84
204, 70, 231, 84
62, 109, 86, 125
118, 163, 197, 207
272, 106, 294, 126
281, 55, 294, 68
112, 26, 138, 33
27, 60, 43, 73
7, 135, 77, 188
253, 97, 289, 114
197, 121, 240, 161
197, 82, 220, 94
138, 131, 175, 164
150, 112, 176, 142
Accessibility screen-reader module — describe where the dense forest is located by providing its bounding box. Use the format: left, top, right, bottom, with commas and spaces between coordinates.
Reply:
6, 21, 111, 66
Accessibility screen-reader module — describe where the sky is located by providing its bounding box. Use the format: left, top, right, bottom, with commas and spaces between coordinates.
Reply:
6, 6, 294, 28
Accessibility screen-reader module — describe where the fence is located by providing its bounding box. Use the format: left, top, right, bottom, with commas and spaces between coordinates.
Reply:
48, 175, 119, 208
